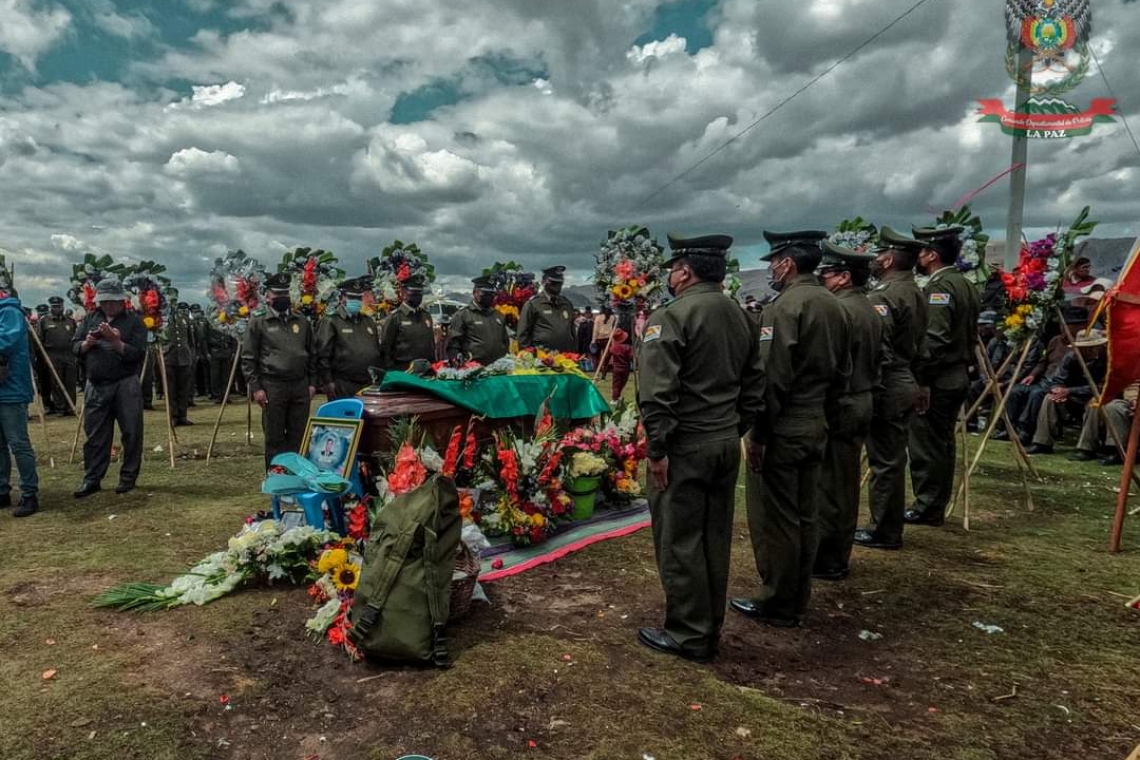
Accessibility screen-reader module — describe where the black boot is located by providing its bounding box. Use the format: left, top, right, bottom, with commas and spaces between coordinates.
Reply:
13, 496, 38, 517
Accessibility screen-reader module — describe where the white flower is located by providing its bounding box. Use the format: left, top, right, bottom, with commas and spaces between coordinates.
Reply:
420, 447, 444, 472
305, 598, 342, 634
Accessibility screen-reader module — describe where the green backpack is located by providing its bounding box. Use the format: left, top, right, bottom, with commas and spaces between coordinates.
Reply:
348, 475, 461, 666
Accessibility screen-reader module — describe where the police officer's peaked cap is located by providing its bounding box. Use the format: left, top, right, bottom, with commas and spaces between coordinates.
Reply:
760, 230, 828, 261
912, 225, 965, 242
190, 303, 203, 312
35, 303, 49, 314
264, 273, 291, 291
541, 265, 566, 283
401, 276, 426, 290
818, 239, 876, 270
874, 226, 925, 253
472, 275, 495, 290
176, 301, 190, 310
339, 276, 370, 296
48, 295, 64, 306
664, 233, 733, 266
977, 310, 998, 325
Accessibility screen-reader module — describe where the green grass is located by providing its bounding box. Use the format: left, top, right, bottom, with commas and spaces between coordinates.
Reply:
1, 389, 1139, 759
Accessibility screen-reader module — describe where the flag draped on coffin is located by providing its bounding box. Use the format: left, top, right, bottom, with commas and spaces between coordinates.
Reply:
1098, 238, 1140, 404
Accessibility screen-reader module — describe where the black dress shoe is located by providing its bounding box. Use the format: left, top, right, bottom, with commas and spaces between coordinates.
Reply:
1100, 454, 1124, 466
13, 496, 38, 517
115, 482, 135, 495
729, 598, 801, 628
73, 482, 101, 499
636, 628, 715, 662
903, 509, 944, 527
811, 566, 850, 581
173, 419, 194, 427
853, 529, 902, 550
1069, 449, 1099, 461
1025, 443, 1053, 455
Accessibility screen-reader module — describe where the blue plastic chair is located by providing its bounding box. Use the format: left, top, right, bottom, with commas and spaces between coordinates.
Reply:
270, 398, 366, 534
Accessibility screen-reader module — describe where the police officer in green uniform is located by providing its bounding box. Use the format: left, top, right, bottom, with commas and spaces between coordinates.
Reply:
446, 275, 510, 364
731, 231, 850, 628
205, 315, 236, 402
517, 266, 576, 352
854, 228, 929, 549
317, 276, 384, 399
32, 304, 53, 412
904, 226, 979, 526
812, 241, 882, 580
379, 278, 435, 370
241, 274, 317, 470
637, 234, 765, 661
190, 304, 211, 402
163, 302, 197, 426
35, 296, 78, 415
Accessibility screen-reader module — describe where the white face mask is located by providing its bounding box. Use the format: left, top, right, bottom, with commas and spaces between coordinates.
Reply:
768, 258, 791, 292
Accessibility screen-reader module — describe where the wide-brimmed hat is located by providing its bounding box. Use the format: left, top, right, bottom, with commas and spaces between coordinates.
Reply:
1073, 328, 1107, 348
94, 277, 127, 303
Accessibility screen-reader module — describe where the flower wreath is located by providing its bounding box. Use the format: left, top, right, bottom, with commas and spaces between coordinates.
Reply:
209, 250, 266, 334
830, 217, 879, 253
67, 253, 131, 313
481, 261, 536, 329
594, 225, 665, 308
930, 206, 991, 287
277, 248, 344, 321
368, 241, 435, 314
123, 262, 174, 335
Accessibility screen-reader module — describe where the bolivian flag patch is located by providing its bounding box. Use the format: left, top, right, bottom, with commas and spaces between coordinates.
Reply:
759, 326, 774, 342
873, 304, 889, 317
643, 325, 662, 342
929, 293, 951, 306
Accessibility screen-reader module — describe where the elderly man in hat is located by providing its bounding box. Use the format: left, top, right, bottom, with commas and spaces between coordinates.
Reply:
447, 275, 510, 365
34, 295, 78, 416
317, 276, 384, 399
379, 278, 435, 370
637, 233, 765, 661
241, 274, 317, 469
0, 272, 40, 516
163, 302, 198, 426
1024, 328, 1108, 455
904, 225, 980, 527
854, 228, 929, 550
73, 278, 148, 497
518, 266, 576, 353
812, 240, 882, 580
731, 231, 849, 628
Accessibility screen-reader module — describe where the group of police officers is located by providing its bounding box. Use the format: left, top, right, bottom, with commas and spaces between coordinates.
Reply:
637, 225, 979, 661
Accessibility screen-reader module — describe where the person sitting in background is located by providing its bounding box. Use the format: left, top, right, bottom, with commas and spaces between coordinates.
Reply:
608, 328, 634, 402
1024, 329, 1108, 455
1071, 277, 1114, 316
0, 277, 40, 517
1061, 257, 1096, 303
1071, 383, 1138, 466
966, 311, 1010, 431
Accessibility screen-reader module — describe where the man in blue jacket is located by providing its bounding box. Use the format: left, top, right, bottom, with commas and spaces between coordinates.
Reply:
0, 273, 40, 517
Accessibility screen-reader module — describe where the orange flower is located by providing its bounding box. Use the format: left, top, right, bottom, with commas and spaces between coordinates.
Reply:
387, 443, 427, 495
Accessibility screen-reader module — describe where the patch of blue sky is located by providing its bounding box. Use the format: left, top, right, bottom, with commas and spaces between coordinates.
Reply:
634, 0, 717, 53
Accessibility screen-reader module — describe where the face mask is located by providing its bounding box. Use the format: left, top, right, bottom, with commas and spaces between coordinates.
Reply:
271, 296, 291, 313
476, 292, 495, 309
404, 292, 424, 309
344, 299, 363, 316
545, 281, 563, 297
50, 307, 63, 318
768, 258, 789, 292
665, 268, 681, 298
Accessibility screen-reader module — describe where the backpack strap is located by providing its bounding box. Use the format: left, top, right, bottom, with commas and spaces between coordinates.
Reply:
351, 525, 419, 641
421, 524, 450, 668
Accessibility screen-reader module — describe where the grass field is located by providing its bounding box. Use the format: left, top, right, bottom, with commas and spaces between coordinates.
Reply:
1, 386, 1139, 760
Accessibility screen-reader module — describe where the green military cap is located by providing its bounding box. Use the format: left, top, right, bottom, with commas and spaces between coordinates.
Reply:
664, 233, 733, 266
190, 303, 203, 313
541, 265, 566, 283
818, 239, 876, 271
472, 275, 495, 290
264, 273, 291, 292
35, 303, 49, 314
48, 295, 64, 306
339, 276, 370, 297
760, 230, 828, 261
400, 276, 426, 291
911, 224, 964, 258
176, 301, 190, 310
874, 226, 925, 253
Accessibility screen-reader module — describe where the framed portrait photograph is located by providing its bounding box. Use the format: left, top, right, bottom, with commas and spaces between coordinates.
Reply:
300, 417, 364, 478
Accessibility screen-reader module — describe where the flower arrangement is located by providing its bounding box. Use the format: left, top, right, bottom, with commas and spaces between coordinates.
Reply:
305, 540, 364, 660
369, 240, 435, 314
560, 401, 646, 500
1001, 206, 1097, 342
930, 206, 991, 286
93, 521, 339, 611
278, 247, 344, 321
67, 253, 130, 312
595, 225, 665, 308
209, 250, 266, 334
124, 263, 173, 335
830, 218, 879, 253
475, 410, 571, 546
566, 451, 607, 478
431, 349, 588, 382
482, 261, 537, 329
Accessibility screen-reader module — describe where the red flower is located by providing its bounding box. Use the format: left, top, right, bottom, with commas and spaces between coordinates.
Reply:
397, 263, 411, 282
442, 426, 463, 478
347, 502, 369, 540
463, 421, 478, 471
303, 257, 317, 293
529, 526, 546, 543
498, 448, 520, 497
388, 443, 428, 495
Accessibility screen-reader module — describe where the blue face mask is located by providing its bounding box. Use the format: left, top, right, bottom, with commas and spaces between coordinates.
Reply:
344, 300, 363, 316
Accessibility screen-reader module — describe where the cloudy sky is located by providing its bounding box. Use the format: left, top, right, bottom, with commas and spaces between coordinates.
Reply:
1, 0, 1138, 306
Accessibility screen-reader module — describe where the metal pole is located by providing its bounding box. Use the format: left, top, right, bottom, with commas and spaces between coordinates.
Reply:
1004, 43, 1033, 269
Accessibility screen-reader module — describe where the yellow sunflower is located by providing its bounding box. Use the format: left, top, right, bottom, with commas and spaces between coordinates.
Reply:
333, 563, 361, 592
301, 294, 315, 305
612, 283, 633, 300
238, 305, 249, 316
317, 548, 348, 574
142, 316, 156, 329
